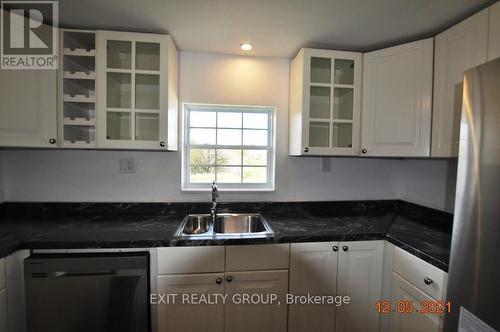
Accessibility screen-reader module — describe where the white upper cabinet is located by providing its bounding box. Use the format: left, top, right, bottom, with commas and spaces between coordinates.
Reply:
488, 1, 500, 61
432, 9, 488, 157
289, 48, 362, 156
97, 30, 178, 150
59, 29, 97, 149
0, 70, 58, 148
361, 38, 433, 157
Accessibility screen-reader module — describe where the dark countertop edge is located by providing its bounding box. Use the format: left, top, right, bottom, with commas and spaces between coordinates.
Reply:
0, 233, 447, 272
385, 235, 449, 272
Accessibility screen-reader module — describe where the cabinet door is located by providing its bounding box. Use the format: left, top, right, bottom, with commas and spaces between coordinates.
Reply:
336, 240, 384, 332
224, 270, 288, 332
289, 242, 338, 332
0, 70, 57, 147
300, 49, 362, 156
488, 1, 500, 61
389, 273, 442, 332
361, 38, 433, 157
157, 273, 224, 332
97, 31, 169, 150
432, 9, 488, 157
0, 288, 7, 332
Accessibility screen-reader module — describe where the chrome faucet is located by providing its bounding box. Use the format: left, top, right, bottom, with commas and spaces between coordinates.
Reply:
210, 181, 219, 222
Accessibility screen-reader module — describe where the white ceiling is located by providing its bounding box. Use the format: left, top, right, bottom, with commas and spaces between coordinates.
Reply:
59, 0, 496, 58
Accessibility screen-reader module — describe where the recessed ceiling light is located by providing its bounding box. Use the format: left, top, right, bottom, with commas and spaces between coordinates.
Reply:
240, 43, 252, 51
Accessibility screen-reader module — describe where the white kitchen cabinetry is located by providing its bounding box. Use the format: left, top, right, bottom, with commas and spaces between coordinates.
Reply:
432, 9, 488, 157
361, 38, 433, 157
0, 257, 6, 332
225, 243, 289, 271
289, 48, 362, 156
0, 288, 7, 332
390, 274, 442, 332
97, 30, 178, 150
156, 244, 289, 332
0, 250, 29, 332
336, 240, 384, 332
59, 29, 97, 148
390, 247, 448, 332
156, 246, 225, 274
488, 1, 500, 61
289, 242, 338, 332
156, 273, 225, 332
0, 70, 57, 148
224, 270, 288, 332
289, 241, 384, 332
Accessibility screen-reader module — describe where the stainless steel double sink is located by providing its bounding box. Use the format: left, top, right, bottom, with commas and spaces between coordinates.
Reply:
173, 213, 275, 239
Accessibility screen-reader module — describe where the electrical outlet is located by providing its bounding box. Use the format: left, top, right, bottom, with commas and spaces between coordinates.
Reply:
320, 158, 331, 172
119, 158, 137, 174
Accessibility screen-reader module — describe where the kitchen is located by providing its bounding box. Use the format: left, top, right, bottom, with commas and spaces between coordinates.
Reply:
0, 0, 499, 331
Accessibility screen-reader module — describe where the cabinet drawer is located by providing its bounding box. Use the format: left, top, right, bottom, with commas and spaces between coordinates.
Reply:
157, 246, 225, 274
393, 247, 447, 300
390, 272, 443, 332
0, 258, 5, 290
226, 244, 290, 271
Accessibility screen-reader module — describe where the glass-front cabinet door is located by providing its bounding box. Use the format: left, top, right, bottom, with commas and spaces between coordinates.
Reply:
289, 48, 361, 156
97, 31, 177, 150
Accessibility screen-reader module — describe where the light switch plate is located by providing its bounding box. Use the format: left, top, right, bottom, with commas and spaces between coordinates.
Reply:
119, 158, 137, 174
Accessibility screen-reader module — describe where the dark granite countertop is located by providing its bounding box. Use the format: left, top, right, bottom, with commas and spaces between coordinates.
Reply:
0, 200, 453, 271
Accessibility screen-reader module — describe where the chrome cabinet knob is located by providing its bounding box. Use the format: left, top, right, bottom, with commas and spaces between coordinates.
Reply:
49, 138, 56, 144
332, 246, 339, 252
226, 276, 233, 282
361, 148, 367, 154
216, 277, 222, 284
342, 246, 349, 252
304, 147, 309, 152
160, 141, 165, 147
424, 277, 433, 285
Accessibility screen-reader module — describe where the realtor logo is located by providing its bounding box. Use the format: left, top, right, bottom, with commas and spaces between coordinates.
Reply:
1, 1, 58, 69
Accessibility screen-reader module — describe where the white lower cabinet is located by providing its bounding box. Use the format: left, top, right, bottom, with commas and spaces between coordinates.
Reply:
0, 257, 6, 332
289, 240, 384, 332
224, 270, 288, 332
156, 273, 225, 332
0, 288, 7, 332
156, 244, 289, 332
289, 242, 338, 332
335, 241, 384, 332
389, 247, 448, 332
390, 273, 442, 332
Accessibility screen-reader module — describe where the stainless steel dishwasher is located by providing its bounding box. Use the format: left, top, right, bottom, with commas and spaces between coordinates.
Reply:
24, 252, 149, 332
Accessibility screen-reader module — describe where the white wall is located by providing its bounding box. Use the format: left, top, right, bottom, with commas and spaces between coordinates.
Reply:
393, 159, 457, 212
0, 51, 456, 211
0, 52, 399, 203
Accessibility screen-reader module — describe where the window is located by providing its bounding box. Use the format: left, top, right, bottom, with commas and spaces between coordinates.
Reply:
182, 104, 275, 191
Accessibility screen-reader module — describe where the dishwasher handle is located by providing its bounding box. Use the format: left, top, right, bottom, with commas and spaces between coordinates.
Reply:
30, 269, 146, 278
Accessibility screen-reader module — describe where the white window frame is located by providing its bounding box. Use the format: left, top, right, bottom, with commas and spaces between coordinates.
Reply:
181, 103, 276, 191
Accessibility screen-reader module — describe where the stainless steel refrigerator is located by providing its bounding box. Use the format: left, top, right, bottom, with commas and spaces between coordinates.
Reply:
445, 57, 500, 332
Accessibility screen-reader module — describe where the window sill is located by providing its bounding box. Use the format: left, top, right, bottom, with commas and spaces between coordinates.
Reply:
181, 187, 275, 193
